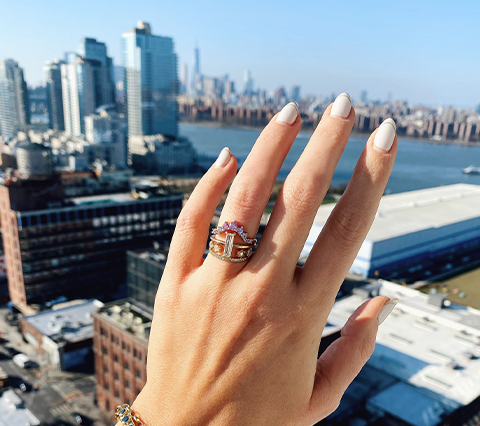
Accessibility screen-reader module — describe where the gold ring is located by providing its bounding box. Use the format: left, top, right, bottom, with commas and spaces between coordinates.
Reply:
209, 221, 257, 262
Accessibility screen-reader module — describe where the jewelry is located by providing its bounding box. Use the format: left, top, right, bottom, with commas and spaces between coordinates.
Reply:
115, 404, 146, 426
209, 221, 257, 262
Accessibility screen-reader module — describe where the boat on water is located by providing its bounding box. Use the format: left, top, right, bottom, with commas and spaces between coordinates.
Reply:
463, 165, 480, 175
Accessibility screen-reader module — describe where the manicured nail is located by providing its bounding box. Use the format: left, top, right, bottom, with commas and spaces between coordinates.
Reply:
215, 147, 231, 168
330, 92, 351, 118
374, 118, 396, 152
377, 298, 398, 325
276, 102, 299, 125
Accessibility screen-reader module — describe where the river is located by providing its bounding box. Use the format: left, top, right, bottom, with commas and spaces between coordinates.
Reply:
180, 123, 480, 194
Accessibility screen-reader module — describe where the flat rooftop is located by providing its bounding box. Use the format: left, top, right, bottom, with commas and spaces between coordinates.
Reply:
313, 183, 480, 242
25, 299, 103, 344
328, 280, 480, 408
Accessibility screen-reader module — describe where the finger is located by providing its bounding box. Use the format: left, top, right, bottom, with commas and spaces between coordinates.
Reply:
306, 297, 397, 423
258, 93, 354, 269
301, 119, 398, 304
168, 148, 237, 276
207, 103, 301, 266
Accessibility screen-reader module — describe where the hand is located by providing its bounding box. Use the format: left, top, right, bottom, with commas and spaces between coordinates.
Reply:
132, 94, 398, 426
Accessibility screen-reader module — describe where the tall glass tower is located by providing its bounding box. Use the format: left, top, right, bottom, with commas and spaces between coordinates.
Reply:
0, 59, 30, 139
122, 21, 178, 139
44, 59, 65, 131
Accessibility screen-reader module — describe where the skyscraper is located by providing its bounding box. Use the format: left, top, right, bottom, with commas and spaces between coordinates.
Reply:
60, 38, 115, 136
180, 63, 188, 94
78, 38, 115, 107
290, 85, 301, 103
360, 90, 368, 104
190, 45, 201, 95
61, 53, 97, 136
0, 59, 30, 139
243, 70, 254, 96
44, 59, 65, 131
122, 21, 178, 139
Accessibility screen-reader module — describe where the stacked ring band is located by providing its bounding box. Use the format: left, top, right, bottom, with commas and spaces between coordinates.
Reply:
115, 404, 146, 426
209, 221, 257, 262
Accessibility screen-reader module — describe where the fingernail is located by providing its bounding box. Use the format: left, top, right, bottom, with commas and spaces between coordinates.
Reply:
377, 298, 399, 325
215, 147, 231, 168
276, 102, 299, 125
330, 92, 351, 118
374, 118, 396, 152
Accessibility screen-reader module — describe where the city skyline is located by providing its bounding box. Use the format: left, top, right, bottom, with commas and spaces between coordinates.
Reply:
2, 0, 480, 108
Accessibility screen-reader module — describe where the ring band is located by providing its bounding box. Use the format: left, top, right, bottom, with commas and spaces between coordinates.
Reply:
115, 404, 146, 426
209, 221, 257, 262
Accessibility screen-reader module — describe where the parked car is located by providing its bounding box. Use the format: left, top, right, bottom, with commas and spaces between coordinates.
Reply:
13, 353, 30, 368
4, 346, 21, 357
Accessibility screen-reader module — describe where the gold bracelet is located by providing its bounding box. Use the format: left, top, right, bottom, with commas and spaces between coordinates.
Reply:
115, 404, 146, 426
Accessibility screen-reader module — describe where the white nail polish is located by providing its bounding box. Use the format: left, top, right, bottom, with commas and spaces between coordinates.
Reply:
276, 102, 298, 125
215, 147, 231, 168
377, 298, 399, 325
374, 118, 396, 152
330, 92, 351, 118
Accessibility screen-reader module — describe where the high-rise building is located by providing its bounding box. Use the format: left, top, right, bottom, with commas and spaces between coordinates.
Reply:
61, 53, 96, 136
360, 90, 368, 104
122, 21, 178, 140
0, 171, 183, 309
290, 85, 301, 103
180, 63, 188, 95
78, 38, 115, 107
44, 59, 65, 131
0, 59, 30, 139
190, 45, 201, 95
243, 69, 254, 95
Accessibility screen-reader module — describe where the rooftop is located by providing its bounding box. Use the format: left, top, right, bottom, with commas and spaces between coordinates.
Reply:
24, 299, 103, 344
327, 280, 480, 420
96, 299, 153, 343
313, 184, 480, 242
0, 389, 39, 426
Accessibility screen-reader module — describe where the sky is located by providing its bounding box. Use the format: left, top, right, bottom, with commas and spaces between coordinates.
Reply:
1, 0, 480, 107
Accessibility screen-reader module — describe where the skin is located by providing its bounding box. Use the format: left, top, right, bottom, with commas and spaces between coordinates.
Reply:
125, 101, 398, 426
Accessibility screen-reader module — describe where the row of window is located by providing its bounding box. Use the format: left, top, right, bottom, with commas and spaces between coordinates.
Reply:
101, 342, 144, 361
104, 362, 142, 379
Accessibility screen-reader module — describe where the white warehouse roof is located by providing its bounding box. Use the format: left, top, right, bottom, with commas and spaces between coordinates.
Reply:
313, 184, 480, 242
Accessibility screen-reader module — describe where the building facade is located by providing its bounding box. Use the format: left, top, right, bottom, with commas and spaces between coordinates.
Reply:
122, 21, 178, 140
93, 300, 151, 412
45, 59, 65, 131
0, 172, 183, 308
0, 59, 30, 139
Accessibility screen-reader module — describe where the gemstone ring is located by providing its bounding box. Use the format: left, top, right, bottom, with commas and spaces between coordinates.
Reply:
209, 221, 257, 262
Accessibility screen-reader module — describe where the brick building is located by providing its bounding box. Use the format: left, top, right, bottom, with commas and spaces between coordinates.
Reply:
93, 300, 151, 412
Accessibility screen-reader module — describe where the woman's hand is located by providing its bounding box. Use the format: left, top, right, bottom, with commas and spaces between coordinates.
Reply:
132, 94, 398, 426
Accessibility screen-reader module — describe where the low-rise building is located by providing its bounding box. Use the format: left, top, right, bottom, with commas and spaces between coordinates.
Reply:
21, 299, 103, 371
302, 184, 480, 282
93, 299, 151, 412
321, 280, 480, 426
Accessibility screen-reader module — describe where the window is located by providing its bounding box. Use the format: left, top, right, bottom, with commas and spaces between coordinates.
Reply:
102, 346, 108, 356
133, 348, 137, 357
136, 369, 141, 379
115, 372, 119, 381
115, 389, 120, 398
125, 361, 130, 370
125, 380, 130, 389
105, 382, 110, 391
106, 400, 110, 411
114, 354, 118, 363
104, 365, 109, 374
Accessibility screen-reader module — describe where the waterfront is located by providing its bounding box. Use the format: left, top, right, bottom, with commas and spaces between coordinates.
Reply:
180, 123, 480, 194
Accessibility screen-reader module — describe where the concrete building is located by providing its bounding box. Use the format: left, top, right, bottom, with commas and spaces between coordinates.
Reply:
0, 59, 30, 139
122, 21, 178, 139
93, 299, 151, 411
0, 171, 183, 309
320, 280, 480, 426
21, 299, 103, 370
44, 59, 65, 131
15, 141, 53, 178
302, 184, 480, 282
127, 248, 167, 308
0, 389, 39, 425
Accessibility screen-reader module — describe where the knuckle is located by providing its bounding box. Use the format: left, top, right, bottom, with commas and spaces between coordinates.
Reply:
227, 180, 264, 217
329, 207, 367, 245
282, 177, 320, 217
175, 208, 200, 236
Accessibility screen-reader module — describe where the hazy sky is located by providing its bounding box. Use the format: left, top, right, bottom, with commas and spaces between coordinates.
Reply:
1, 0, 479, 107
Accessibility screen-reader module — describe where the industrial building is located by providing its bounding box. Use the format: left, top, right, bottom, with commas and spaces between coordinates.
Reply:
302, 184, 480, 281
320, 280, 480, 426
21, 299, 103, 371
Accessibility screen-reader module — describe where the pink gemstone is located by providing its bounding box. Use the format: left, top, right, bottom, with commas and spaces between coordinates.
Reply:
222, 222, 229, 230
229, 221, 238, 231
237, 226, 243, 234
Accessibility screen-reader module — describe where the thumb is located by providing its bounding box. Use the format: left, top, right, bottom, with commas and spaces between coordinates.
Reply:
307, 296, 398, 422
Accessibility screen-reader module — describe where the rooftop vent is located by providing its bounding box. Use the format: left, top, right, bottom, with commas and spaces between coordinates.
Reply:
428, 291, 450, 309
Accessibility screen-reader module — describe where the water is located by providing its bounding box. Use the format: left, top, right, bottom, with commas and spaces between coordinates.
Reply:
180, 123, 480, 194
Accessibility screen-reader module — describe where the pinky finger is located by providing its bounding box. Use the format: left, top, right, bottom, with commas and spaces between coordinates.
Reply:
168, 148, 237, 276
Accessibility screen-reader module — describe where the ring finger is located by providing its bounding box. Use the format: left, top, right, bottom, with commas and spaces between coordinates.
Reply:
206, 103, 301, 268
